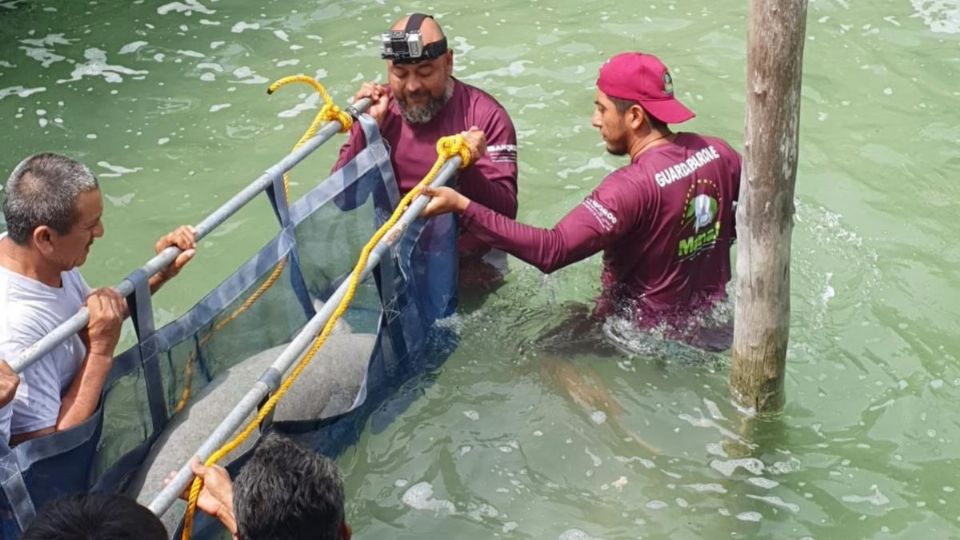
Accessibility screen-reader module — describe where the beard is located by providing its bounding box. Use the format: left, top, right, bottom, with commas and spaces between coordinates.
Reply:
605, 140, 629, 157
397, 82, 454, 124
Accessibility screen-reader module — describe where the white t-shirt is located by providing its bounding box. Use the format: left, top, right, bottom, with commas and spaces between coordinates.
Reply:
0, 260, 90, 443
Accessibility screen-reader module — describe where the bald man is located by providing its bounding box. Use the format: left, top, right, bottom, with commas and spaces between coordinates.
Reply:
332, 13, 518, 285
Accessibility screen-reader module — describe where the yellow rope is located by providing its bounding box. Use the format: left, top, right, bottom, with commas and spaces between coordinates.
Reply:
180, 133, 472, 540
172, 75, 350, 414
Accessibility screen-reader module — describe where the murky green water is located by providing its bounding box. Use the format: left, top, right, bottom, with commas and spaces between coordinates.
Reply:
3, 0, 960, 538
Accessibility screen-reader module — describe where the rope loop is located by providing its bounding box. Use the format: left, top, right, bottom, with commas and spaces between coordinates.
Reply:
436, 134, 472, 169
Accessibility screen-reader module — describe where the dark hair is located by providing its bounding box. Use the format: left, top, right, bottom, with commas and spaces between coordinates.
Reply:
21, 493, 167, 540
234, 433, 346, 540
2, 153, 98, 244
608, 97, 669, 132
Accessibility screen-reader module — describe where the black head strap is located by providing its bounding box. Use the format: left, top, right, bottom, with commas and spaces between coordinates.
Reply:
406, 13, 431, 32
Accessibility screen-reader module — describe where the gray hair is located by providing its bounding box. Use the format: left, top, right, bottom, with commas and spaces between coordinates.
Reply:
233, 433, 346, 540
2, 153, 99, 244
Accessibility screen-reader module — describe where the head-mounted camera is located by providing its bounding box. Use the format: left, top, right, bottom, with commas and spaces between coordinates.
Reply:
380, 13, 448, 64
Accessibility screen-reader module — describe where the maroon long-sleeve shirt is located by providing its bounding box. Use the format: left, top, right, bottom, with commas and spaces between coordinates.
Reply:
461, 133, 741, 329
333, 79, 518, 260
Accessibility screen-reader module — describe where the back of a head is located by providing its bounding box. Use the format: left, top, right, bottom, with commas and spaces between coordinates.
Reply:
21, 493, 167, 540
234, 433, 346, 540
2, 152, 98, 244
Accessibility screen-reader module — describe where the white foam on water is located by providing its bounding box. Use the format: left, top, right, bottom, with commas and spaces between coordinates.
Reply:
273, 30, 289, 42
209, 103, 230, 112
590, 411, 607, 425
158, 137, 170, 145
462, 60, 532, 81
20, 34, 73, 68
119, 41, 148, 54
615, 455, 656, 469
684, 483, 727, 494
178, 49, 205, 58
646, 500, 668, 510
401, 482, 456, 514
463, 410, 479, 421
199, 19, 219, 25
585, 447, 603, 467
277, 91, 318, 118
394, 478, 408, 488
736, 511, 763, 522
747, 477, 780, 489
557, 157, 616, 180
611, 476, 628, 491
559, 529, 603, 540
104, 193, 135, 207
709, 457, 765, 477
466, 502, 499, 520
210, 41, 225, 49
97, 161, 143, 178
452, 36, 475, 55
157, 0, 214, 15
231, 66, 268, 85
503, 521, 519, 533
842, 485, 890, 506
276, 59, 299, 67
911, 0, 960, 33
58, 48, 149, 84
0, 86, 45, 100
231, 21, 260, 33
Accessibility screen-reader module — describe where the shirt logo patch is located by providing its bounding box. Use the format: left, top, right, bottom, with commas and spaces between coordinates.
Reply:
677, 179, 722, 261
488, 144, 517, 163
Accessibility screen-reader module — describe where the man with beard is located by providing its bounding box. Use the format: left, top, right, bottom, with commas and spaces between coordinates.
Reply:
0, 153, 196, 445
422, 52, 741, 351
332, 13, 518, 285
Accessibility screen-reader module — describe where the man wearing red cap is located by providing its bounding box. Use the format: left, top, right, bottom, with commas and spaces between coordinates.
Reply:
423, 52, 741, 350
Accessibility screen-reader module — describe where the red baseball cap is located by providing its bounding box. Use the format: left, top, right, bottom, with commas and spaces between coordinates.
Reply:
597, 52, 695, 124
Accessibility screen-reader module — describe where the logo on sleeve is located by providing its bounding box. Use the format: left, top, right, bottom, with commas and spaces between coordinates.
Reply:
583, 197, 618, 232
488, 144, 518, 163
677, 179, 722, 260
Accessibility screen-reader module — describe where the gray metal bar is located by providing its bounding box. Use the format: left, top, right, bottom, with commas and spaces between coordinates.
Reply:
9, 99, 371, 375
148, 157, 460, 517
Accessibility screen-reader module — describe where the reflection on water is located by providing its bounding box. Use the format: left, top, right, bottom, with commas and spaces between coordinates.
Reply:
2, 0, 960, 537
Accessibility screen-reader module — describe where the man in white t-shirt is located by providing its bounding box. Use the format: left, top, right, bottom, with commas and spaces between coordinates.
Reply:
0, 153, 197, 445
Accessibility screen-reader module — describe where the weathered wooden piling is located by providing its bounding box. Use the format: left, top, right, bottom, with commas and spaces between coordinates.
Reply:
730, 0, 809, 413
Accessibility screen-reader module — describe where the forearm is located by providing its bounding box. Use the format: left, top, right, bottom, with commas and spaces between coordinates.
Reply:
460, 203, 581, 273
57, 353, 111, 430
461, 177, 517, 219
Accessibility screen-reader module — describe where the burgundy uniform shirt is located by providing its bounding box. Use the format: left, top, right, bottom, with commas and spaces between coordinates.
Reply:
461, 133, 741, 328
333, 79, 518, 259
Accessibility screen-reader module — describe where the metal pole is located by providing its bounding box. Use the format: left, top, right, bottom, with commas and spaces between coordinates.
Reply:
148, 157, 460, 516
9, 99, 370, 375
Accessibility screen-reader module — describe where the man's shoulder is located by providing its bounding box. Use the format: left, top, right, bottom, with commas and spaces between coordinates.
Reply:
458, 80, 512, 116
679, 133, 740, 159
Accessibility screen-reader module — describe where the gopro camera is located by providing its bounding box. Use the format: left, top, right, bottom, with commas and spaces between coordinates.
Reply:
379, 13, 448, 64
381, 30, 424, 61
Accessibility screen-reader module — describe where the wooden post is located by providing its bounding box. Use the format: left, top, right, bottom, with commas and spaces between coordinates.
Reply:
730, 0, 808, 413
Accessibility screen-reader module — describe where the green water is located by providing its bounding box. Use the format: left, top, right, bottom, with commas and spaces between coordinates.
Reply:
2, 0, 960, 538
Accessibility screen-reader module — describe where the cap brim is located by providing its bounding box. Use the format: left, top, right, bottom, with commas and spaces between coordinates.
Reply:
642, 98, 695, 124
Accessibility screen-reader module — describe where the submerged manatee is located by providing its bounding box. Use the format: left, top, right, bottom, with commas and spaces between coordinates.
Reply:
128, 329, 375, 531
